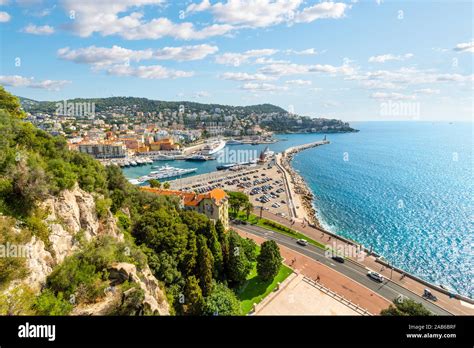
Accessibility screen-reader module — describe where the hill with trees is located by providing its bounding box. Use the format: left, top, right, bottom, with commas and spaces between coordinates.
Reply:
1, 87, 284, 316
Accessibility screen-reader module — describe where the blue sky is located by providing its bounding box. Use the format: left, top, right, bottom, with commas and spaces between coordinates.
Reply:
0, 0, 472, 121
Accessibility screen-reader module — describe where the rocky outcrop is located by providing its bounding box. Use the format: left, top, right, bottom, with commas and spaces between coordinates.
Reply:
4, 183, 169, 315
108, 262, 170, 315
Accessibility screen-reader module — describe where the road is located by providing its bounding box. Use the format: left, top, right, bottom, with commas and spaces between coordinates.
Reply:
234, 222, 452, 316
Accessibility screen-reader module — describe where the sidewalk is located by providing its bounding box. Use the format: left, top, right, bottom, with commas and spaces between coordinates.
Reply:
254, 210, 474, 316
236, 228, 392, 315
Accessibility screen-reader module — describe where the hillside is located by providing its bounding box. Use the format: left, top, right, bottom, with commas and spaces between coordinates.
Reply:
19, 96, 287, 115
1, 87, 261, 316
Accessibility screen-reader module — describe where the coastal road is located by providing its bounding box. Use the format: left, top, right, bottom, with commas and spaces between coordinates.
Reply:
233, 222, 452, 316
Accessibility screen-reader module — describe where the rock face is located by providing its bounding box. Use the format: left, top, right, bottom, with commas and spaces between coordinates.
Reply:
5, 183, 169, 315
108, 262, 170, 315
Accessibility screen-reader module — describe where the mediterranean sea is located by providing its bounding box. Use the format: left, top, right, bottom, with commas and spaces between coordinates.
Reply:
123, 121, 473, 298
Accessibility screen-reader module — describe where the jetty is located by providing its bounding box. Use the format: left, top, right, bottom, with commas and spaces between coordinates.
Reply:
277, 139, 330, 225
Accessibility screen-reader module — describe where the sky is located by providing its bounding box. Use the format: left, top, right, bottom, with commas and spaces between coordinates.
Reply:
0, 0, 472, 122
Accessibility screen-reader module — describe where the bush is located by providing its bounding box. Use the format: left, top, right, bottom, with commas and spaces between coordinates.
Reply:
202, 282, 241, 316
34, 289, 73, 315
95, 197, 112, 220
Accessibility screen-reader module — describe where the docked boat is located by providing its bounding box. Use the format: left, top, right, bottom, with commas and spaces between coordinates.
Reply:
185, 154, 214, 161
154, 154, 175, 161
217, 163, 237, 171
226, 139, 243, 145
128, 165, 197, 185
202, 139, 226, 155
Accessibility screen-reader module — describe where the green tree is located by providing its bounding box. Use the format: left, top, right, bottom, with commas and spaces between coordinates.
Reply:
227, 191, 249, 217
244, 201, 254, 220
163, 182, 170, 189
196, 235, 214, 297
241, 237, 258, 263
183, 275, 204, 315
149, 179, 161, 189
202, 282, 241, 316
226, 231, 251, 286
0, 86, 26, 119
381, 298, 432, 316
257, 240, 282, 281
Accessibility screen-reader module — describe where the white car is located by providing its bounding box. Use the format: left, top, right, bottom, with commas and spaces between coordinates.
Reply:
367, 271, 384, 283
296, 239, 309, 246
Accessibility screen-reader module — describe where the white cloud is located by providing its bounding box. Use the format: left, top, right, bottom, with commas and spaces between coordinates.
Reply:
241, 82, 288, 92
454, 41, 474, 53
259, 62, 355, 76
370, 92, 416, 100
220, 72, 276, 82
215, 49, 278, 66
350, 67, 473, 88
285, 48, 318, 55
0, 75, 70, 90
58, 44, 218, 69
190, 0, 303, 28
153, 44, 218, 61
186, 0, 350, 29
58, 46, 152, 68
0, 11, 10, 22
415, 88, 440, 95
285, 79, 312, 86
106, 65, 194, 79
61, 0, 233, 40
194, 91, 210, 98
294, 1, 348, 23
22, 24, 55, 35
368, 53, 413, 63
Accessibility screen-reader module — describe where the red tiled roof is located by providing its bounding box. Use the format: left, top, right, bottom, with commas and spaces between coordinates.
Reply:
141, 187, 227, 207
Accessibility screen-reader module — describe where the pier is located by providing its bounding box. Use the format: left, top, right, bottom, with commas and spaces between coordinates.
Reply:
277, 140, 330, 223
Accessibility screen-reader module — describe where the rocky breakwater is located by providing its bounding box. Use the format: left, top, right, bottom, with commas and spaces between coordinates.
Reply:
280, 140, 329, 227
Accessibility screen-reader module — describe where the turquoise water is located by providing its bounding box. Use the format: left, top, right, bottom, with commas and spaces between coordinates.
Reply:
123, 122, 473, 297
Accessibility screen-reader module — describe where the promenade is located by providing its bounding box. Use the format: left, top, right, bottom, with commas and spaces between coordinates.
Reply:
254, 209, 474, 316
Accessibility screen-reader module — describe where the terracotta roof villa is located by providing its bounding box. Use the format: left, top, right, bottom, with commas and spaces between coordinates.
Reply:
141, 187, 229, 230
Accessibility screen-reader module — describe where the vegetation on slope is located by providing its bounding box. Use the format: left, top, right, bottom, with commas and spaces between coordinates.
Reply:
0, 87, 284, 315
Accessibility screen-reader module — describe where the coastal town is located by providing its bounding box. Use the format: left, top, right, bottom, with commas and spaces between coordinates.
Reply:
15, 98, 474, 317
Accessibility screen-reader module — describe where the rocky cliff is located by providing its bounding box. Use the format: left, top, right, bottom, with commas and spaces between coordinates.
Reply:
4, 184, 170, 315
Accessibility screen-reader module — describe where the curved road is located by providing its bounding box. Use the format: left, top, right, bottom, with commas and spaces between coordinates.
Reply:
234, 222, 452, 316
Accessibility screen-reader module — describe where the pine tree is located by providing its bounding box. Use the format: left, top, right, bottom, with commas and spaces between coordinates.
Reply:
257, 240, 282, 281
183, 276, 204, 315
226, 231, 251, 287
196, 235, 214, 297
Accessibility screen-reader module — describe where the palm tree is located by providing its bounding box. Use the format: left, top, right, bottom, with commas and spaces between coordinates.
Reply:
244, 201, 254, 220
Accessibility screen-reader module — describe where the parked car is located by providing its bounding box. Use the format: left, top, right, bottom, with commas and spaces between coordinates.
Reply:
296, 239, 309, 246
367, 271, 384, 283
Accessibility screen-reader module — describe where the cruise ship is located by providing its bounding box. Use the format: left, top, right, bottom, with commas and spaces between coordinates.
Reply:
128, 165, 197, 185
202, 139, 226, 155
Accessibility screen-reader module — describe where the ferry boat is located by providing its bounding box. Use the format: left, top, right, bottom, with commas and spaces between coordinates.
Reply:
202, 139, 226, 155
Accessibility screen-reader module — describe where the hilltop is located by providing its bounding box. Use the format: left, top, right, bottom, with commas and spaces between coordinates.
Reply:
19, 96, 357, 134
